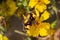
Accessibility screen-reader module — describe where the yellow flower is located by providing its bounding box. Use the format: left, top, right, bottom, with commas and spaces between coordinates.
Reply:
26, 24, 40, 37
39, 23, 50, 36
26, 0, 51, 37
0, 34, 3, 40
0, 34, 8, 40
0, 0, 17, 17
29, 0, 50, 18
26, 14, 50, 37
3, 36, 8, 40
35, 4, 47, 13
40, 0, 50, 4
26, 22, 50, 37
29, 0, 38, 8
25, 10, 51, 37
29, 0, 50, 8
6, 0, 17, 16
39, 28, 48, 36
40, 23, 50, 30
35, 8, 39, 17
40, 10, 50, 21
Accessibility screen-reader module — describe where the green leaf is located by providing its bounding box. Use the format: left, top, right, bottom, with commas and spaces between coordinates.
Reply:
51, 20, 57, 29
0, 25, 5, 32
0, 11, 2, 16
22, 0, 27, 6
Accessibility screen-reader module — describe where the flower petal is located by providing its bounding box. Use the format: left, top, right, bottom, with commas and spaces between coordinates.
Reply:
26, 24, 40, 37
29, 0, 38, 8
39, 28, 48, 37
35, 4, 47, 13
0, 34, 3, 40
41, 0, 50, 4
3, 36, 8, 40
40, 10, 50, 21
35, 9, 40, 17
39, 22, 50, 36
41, 23, 50, 30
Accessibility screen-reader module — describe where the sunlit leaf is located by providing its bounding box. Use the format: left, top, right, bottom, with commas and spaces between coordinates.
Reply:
22, 0, 27, 6
0, 25, 5, 32
51, 20, 57, 29
14, 30, 26, 36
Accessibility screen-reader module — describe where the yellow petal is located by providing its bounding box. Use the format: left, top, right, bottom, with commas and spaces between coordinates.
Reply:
26, 24, 40, 37
35, 9, 40, 17
40, 10, 50, 21
41, 23, 50, 30
41, 0, 50, 4
39, 22, 50, 36
3, 36, 8, 40
39, 28, 48, 36
26, 30, 31, 36
29, 0, 38, 8
35, 4, 47, 13
0, 34, 3, 40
